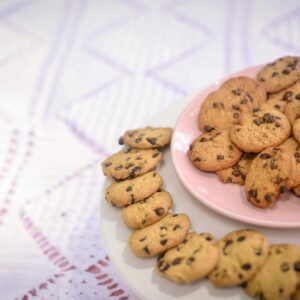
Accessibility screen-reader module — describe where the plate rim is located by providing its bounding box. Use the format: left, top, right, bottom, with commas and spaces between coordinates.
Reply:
170, 64, 300, 229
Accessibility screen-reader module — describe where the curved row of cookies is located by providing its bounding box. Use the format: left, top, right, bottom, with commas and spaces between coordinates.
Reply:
101, 125, 300, 300
189, 55, 300, 208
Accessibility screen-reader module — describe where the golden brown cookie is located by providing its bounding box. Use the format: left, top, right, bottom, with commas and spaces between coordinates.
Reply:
156, 232, 219, 284
119, 126, 173, 149
208, 229, 269, 287
105, 171, 163, 207
257, 56, 300, 93
101, 148, 162, 180
294, 118, 300, 144
244, 244, 300, 300
128, 213, 190, 257
122, 191, 173, 229
188, 130, 242, 172
229, 109, 291, 153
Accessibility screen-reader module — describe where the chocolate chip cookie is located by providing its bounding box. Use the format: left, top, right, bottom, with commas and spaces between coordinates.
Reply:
208, 229, 269, 287
122, 191, 173, 229
188, 130, 242, 172
119, 126, 173, 149
156, 232, 219, 284
128, 213, 190, 257
229, 109, 291, 153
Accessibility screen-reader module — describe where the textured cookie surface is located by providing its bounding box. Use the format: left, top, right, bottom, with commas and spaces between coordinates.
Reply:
229, 109, 291, 153
245, 147, 297, 208
120, 126, 173, 149
122, 191, 172, 229
294, 118, 300, 144
128, 214, 190, 257
208, 229, 269, 287
101, 148, 162, 180
198, 77, 266, 132
280, 81, 300, 124
292, 287, 300, 300
257, 56, 300, 93
292, 185, 300, 197
156, 232, 219, 284
217, 152, 256, 185
188, 130, 242, 172
245, 244, 300, 300
105, 171, 162, 207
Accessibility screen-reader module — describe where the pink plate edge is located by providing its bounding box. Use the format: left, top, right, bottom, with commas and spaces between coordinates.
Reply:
170, 64, 300, 229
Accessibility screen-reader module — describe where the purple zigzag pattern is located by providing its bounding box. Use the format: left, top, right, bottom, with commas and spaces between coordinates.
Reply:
146, 1, 214, 94
262, 5, 300, 52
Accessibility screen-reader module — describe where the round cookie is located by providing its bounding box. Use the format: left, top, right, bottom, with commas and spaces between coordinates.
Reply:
244, 244, 300, 300
217, 152, 257, 185
198, 77, 266, 132
101, 148, 162, 180
119, 126, 173, 149
208, 229, 269, 287
128, 213, 190, 257
294, 118, 300, 144
257, 56, 300, 93
188, 130, 242, 172
229, 109, 291, 153
156, 232, 219, 284
245, 147, 298, 208
122, 191, 173, 229
105, 171, 163, 207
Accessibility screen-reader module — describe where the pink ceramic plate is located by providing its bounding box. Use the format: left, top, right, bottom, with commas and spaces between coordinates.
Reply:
171, 65, 300, 228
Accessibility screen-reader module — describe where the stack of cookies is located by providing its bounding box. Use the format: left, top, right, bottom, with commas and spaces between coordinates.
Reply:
101, 125, 300, 299
188, 55, 300, 208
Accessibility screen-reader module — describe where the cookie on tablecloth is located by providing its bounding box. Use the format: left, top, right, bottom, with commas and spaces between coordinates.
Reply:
257, 56, 300, 93
119, 126, 173, 149
122, 191, 173, 229
208, 229, 269, 287
105, 171, 163, 207
245, 147, 298, 208
229, 109, 291, 153
217, 152, 257, 185
188, 130, 242, 172
244, 244, 300, 300
156, 232, 219, 284
129, 213, 190, 257
101, 148, 162, 180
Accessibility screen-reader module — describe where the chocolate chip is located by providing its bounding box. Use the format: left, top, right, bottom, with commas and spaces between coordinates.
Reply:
143, 246, 150, 255
118, 137, 124, 145
213, 102, 218, 108
294, 261, 300, 272
147, 137, 157, 145
128, 166, 141, 178
135, 156, 143, 160
270, 159, 278, 170
255, 249, 262, 256
173, 224, 181, 231
135, 137, 142, 144
115, 165, 123, 170
296, 93, 300, 100
233, 112, 240, 119
241, 263, 252, 271
104, 162, 112, 167
217, 155, 224, 160
152, 152, 160, 158
125, 163, 134, 169
204, 125, 214, 132
238, 273, 244, 279
232, 169, 241, 177
272, 71, 279, 77
205, 236, 212, 241
154, 207, 165, 216
243, 153, 256, 160
282, 69, 290, 75
278, 288, 284, 294
186, 257, 195, 265
280, 186, 286, 193
237, 236, 246, 242
232, 104, 240, 110
253, 119, 261, 126
282, 91, 293, 101
264, 193, 272, 201
157, 252, 165, 261
139, 236, 147, 242
260, 153, 271, 159
224, 239, 233, 248
264, 113, 275, 123
232, 89, 241, 96
126, 186, 132, 192
200, 137, 208, 142
281, 262, 290, 272
248, 189, 257, 198
252, 108, 260, 113
160, 226, 167, 230
172, 258, 182, 265
229, 145, 234, 150
160, 263, 170, 272
193, 157, 201, 162
160, 239, 168, 246
240, 99, 248, 105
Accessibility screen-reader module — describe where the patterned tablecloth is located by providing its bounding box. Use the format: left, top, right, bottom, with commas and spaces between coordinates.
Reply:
0, 0, 299, 299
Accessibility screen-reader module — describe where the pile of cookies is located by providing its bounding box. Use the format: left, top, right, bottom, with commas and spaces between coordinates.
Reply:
188, 55, 300, 208
101, 125, 300, 300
